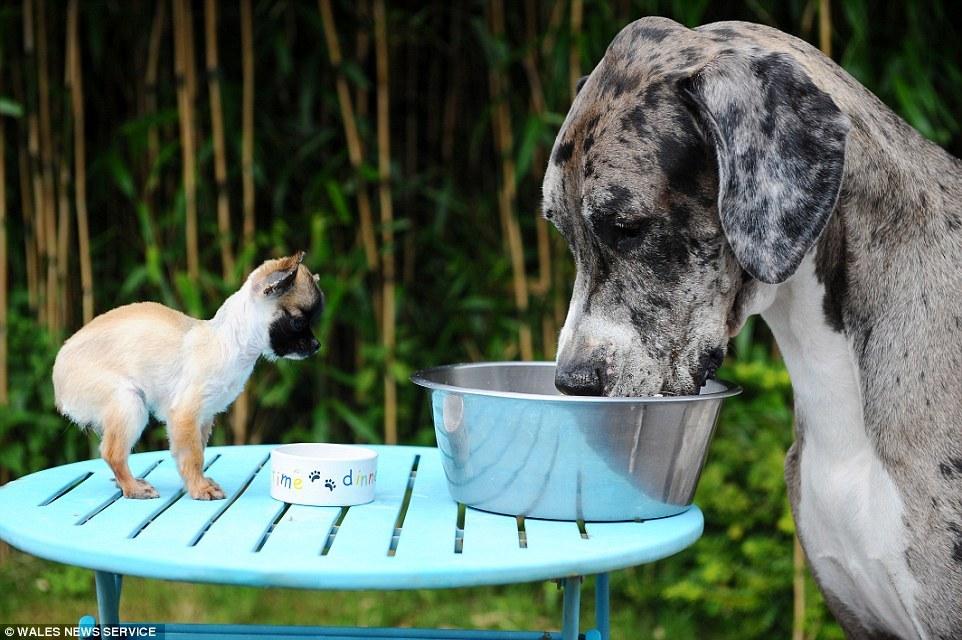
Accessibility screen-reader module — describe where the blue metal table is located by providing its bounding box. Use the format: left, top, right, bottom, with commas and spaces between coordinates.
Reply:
0, 445, 703, 640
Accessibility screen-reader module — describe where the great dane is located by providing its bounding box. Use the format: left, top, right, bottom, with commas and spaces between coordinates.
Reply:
544, 16, 962, 639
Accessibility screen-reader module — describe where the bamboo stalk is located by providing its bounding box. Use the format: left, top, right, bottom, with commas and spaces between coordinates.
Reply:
424, 24, 441, 175
205, 0, 235, 282
184, 0, 201, 280
523, 0, 556, 354
800, 0, 816, 39
569, 0, 583, 99
23, 0, 47, 327
173, 0, 200, 281
57, 8, 75, 333
440, 6, 461, 164
318, 0, 378, 272
523, 0, 551, 301
240, 0, 255, 255
11, 59, 39, 313
232, 0, 257, 445
793, 533, 806, 640
36, 0, 60, 334
819, 0, 832, 58
182, 1, 199, 133
142, 0, 176, 302
354, 1, 370, 124
488, 0, 533, 361
56, 138, 71, 333
18, 148, 38, 313
68, 0, 93, 324
350, 0, 375, 406
354, 1, 376, 274
541, 0, 566, 60
522, 0, 546, 118
441, 3, 462, 166
402, 37, 417, 287
374, 0, 397, 445
145, 0, 167, 190
0, 51, 8, 406
35, 0, 60, 334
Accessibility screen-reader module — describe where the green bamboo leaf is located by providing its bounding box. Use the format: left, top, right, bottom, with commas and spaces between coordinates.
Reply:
324, 180, 352, 223
0, 97, 24, 118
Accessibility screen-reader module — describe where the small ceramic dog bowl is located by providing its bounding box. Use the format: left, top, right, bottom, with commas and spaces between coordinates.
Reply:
270, 443, 378, 506
411, 362, 740, 521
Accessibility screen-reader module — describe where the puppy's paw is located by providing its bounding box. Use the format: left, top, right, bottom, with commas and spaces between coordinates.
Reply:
188, 477, 226, 501
122, 479, 160, 499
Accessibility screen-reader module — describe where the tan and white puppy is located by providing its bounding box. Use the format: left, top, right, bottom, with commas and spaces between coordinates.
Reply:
52, 251, 323, 500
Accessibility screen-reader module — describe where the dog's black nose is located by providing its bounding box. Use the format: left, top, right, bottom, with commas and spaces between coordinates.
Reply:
309, 337, 320, 353
555, 363, 605, 396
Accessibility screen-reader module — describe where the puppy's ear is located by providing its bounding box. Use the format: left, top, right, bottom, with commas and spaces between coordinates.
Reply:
679, 51, 850, 284
262, 251, 305, 297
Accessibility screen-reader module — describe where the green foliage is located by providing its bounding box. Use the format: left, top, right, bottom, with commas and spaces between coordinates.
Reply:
2, 1, 961, 636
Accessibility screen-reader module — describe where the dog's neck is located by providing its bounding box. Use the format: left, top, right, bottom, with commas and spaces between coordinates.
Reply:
752, 257, 862, 442
207, 283, 273, 365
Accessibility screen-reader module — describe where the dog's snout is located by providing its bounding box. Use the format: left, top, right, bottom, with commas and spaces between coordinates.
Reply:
555, 362, 605, 396
309, 337, 320, 353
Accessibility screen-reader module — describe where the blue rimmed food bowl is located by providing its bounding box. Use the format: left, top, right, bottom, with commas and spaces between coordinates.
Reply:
411, 361, 740, 522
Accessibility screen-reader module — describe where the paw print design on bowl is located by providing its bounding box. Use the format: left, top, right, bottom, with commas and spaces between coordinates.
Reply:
308, 470, 321, 482
324, 479, 336, 492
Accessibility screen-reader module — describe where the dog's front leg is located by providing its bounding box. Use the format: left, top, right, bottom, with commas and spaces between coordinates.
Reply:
169, 407, 225, 500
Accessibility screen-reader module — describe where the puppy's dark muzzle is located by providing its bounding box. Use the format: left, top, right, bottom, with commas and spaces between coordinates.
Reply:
555, 363, 605, 396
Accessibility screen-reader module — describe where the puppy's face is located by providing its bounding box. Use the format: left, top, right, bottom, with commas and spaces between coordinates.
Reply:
544, 18, 849, 396
253, 252, 324, 360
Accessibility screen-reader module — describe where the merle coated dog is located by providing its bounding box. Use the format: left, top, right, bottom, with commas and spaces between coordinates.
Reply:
543, 16, 962, 639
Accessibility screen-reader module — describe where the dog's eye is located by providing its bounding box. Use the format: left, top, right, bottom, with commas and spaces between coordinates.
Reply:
595, 217, 654, 249
614, 218, 653, 239
290, 315, 306, 331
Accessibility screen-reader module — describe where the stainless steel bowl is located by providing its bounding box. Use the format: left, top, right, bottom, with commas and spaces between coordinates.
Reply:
411, 361, 740, 522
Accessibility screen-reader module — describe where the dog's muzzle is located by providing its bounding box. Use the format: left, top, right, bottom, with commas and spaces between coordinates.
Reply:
555, 361, 605, 396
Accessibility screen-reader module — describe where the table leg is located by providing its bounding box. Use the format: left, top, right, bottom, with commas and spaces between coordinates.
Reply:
561, 576, 581, 640
94, 571, 123, 625
594, 573, 610, 640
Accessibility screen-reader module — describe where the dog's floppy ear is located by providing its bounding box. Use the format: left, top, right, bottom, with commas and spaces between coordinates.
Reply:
679, 51, 850, 284
262, 250, 305, 296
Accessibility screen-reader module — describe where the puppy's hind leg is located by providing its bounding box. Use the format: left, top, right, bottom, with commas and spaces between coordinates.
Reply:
169, 410, 225, 501
100, 395, 158, 499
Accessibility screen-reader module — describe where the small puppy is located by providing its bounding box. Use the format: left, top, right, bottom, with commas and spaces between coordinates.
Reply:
52, 251, 323, 500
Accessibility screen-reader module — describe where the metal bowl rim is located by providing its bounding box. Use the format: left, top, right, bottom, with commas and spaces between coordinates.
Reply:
410, 361, 742, 403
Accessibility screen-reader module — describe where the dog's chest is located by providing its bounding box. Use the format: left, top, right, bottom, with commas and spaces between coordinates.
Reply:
200, 358, 256, 417
764, 259, 924, 637
794, 391, 923, 637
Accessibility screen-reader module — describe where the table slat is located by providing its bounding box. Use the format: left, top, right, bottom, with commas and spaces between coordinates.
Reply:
460, 507, 528, 561
256, 503, 342, 557
323, 450, 416, 559
391, 448, 459, 561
